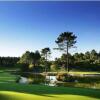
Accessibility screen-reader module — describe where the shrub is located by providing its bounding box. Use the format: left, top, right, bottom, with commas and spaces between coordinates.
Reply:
28, 73, 45, 84
74, 76, 100, 83
50, 63, 59, 72
20, 63, 30, 72
56, 82, 100, 89
56, 73, 100, 83
56, 82, 76, 87
16, 76, 21, 83
56, 73, 75, 82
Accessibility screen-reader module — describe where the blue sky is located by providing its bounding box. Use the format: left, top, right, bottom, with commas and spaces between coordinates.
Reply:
0, 1, 100, 60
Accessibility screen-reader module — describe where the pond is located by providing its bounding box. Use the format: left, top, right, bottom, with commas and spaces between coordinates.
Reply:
18, 75, 57, 86
46, 75, 57, 86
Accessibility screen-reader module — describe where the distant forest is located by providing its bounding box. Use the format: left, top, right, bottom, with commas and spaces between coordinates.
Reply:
57, 49, 100, 71
0, 57, 20, 67
0, 31, 100, 72
0, 49, 100, 71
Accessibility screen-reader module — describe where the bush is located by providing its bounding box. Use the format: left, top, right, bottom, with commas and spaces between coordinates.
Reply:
74, 76, 100, 83
74, 62, 100, 71
56, 82, 76, 87
56, 73, 100, 83
56, 73, 75, 82
50, 64, 59, 72
56, 82, 100, 89
28, 73, 45, 84
20, 63, 30, 72
16, 76, 21, 83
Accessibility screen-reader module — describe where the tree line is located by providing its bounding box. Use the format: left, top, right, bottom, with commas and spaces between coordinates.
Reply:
53, 49, 100, 71
17, 49, 100, 72
18, 31, 100, 72
0, 31, 100, 72
0, 57, 19, 67
18, 48, 51, 72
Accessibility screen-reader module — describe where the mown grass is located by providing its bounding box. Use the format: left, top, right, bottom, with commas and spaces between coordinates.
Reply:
0, 83, 100, 100
0, 71, 17, 83
0, 68, 100, 100
0, 91, 99, 100
47, 71, 100, 75
69, 71, 100, 75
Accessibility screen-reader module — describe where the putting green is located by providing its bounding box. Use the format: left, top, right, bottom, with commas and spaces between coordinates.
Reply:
0, 91, 99, 100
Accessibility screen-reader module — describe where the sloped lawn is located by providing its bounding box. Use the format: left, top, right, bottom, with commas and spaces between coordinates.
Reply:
0, 83, 100, 100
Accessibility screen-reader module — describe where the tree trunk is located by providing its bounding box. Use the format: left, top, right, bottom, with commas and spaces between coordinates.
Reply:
66, 42, 69, 73
45, 53, 47, 73
45, 53, 47, 85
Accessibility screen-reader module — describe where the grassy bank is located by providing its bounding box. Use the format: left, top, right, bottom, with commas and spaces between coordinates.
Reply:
0, 70, 17, 83
0, 83, 100, 100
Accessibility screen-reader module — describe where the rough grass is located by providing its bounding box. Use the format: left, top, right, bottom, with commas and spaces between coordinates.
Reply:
0, 83, 100, 100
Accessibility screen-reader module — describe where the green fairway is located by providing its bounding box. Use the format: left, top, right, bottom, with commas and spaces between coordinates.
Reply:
0, 83, 100, 100
0, 70, 100, 100
0, 71, 17, 83
0, 91, 99, 100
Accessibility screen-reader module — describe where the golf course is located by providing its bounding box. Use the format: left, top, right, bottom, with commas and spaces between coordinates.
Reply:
0, 1, 100, 100
0, 69, 99, 100
0, 83, 100, 100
